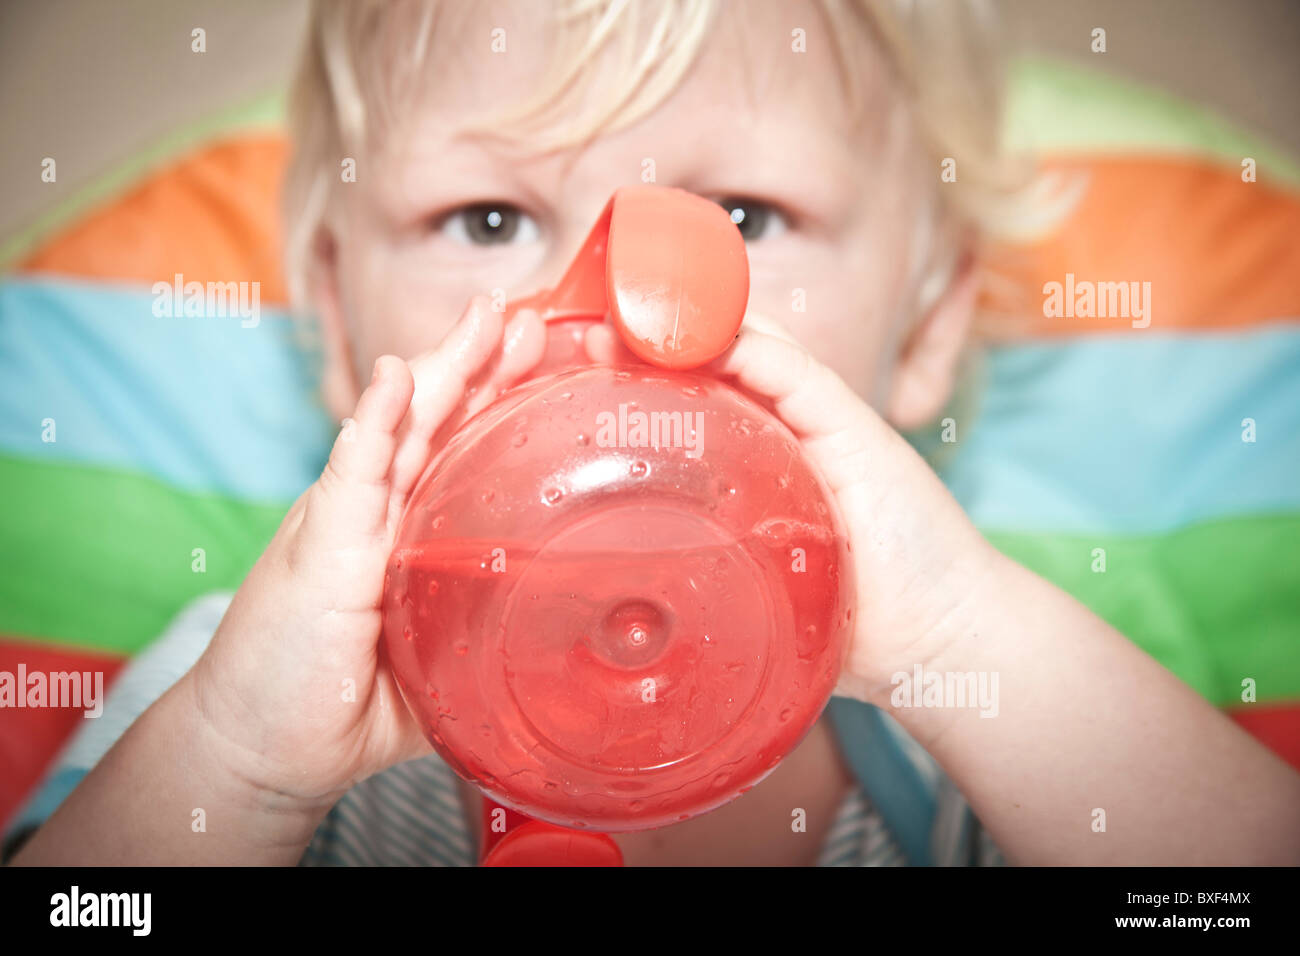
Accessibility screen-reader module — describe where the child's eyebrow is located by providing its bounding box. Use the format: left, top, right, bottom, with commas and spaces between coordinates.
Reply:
372, 97, 876, 229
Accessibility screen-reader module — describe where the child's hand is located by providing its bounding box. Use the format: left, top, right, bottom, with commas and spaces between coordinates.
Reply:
704, 313, 1004, 705
698, 314, 1300, 865
188, 299, 547, 807
587, 312, 1001, 707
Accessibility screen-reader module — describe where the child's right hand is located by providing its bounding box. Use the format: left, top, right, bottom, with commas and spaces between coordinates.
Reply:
185, 298, 547, 810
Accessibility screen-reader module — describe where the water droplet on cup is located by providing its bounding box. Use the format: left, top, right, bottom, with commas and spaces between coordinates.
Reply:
629, 460, 649, 478
432, 514, 446, 530
427, 579, 440, 596
511, 433, 528, 448
402, 625, 413, 641
576, 433, 589, 446
454, 641, 469, 657
542, 486, 564, 505
480, 490, 495, 505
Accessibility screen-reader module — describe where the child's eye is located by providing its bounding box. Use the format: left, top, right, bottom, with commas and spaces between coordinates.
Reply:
714, 197, 788, 242
439, 203, 541, 246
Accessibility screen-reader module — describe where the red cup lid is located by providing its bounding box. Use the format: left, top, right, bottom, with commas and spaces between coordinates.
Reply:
507, 185, 749, 370
481, 821, 624, 867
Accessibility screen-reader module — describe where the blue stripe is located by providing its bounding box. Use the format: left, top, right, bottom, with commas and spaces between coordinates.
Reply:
0, 276, 333, 502
941, 323, 1300, 534
3, 765, 88, 844
825, 698, 936, 866
10, 279, 1295, 532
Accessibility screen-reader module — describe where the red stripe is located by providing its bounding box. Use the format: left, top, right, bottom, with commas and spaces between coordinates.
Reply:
0, 638, 127, 830
1227, 702, 1300, 772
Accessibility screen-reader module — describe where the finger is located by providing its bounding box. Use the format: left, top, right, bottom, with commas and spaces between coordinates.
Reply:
738, 310, 801, 345
583, 321, 640, 365
461, 308, 547, 419
389, 297, 507, 499
707, 326, 913, 495
709, 327, 875, 441
303, 355, 414, 549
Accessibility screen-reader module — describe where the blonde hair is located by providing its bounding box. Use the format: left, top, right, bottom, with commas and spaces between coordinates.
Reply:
283, 0, 1068, 315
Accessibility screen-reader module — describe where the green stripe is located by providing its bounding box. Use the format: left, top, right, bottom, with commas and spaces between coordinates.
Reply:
984, 513, 1300, 708
0, 454, 289, 655
0, 89, 285, 269
4, 453, 1297, 706
1005, 57, 1300, 190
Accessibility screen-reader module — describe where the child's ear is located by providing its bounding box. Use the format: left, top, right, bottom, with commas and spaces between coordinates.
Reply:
309, 228, 362, 422
885, 247, 979, 432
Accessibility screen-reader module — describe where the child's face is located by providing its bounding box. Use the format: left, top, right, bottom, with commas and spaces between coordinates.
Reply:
316, 0, 973, 427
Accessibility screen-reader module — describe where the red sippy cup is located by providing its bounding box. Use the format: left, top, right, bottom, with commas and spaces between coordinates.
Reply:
381, 186, 854, 865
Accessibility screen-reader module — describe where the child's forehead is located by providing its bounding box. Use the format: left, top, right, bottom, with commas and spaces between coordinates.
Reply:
391, 0, 894, 148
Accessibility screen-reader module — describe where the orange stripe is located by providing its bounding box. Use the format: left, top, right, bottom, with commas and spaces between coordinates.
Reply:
16, 146, 1299, 333
17, 135, 290, 306
978, 156, 1300, 339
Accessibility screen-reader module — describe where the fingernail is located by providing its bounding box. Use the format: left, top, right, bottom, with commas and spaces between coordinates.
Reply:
371, 358, 382, 384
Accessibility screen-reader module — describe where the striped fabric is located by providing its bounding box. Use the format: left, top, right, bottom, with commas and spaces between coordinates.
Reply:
2, 57, 1298, 851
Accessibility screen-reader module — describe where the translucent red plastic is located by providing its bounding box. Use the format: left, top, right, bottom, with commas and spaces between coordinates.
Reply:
381, 187, 853, 834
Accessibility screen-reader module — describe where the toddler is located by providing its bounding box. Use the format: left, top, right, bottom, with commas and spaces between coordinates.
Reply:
11, 0, 1299, 866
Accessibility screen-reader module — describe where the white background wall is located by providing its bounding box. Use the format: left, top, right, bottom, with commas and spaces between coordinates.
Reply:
1, 0, 1297, 246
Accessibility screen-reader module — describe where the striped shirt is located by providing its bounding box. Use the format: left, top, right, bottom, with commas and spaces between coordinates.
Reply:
5, 593, 1005, 867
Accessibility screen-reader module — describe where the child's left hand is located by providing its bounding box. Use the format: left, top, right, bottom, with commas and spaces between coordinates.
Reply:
588, 312, 1003, 708
703, 312, 1004, 706
674, 313, 1300, 866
